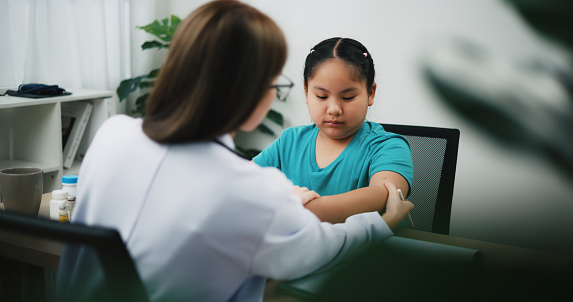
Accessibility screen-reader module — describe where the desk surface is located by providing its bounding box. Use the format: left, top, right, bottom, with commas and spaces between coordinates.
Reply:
0, 193, 60, 270
2, 193, 572, 301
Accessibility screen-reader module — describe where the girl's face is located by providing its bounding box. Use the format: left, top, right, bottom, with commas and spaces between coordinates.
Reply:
305, 58, 376, 142
240, 75, 280, 132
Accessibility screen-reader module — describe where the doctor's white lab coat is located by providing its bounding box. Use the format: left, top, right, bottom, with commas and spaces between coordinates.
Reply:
64, 115, 393, 301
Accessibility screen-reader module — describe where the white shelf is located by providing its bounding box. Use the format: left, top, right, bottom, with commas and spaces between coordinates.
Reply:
64, 159, 83, 176
0, 88, 116, 192
0, 88, 114, 109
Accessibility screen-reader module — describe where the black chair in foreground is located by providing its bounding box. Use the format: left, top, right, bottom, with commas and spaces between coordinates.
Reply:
381, 123, 460, 235
0, 210, 149, 302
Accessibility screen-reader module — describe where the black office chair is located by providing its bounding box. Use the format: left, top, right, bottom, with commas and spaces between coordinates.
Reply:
0, 210, 149, 302
381, 123, 460, 235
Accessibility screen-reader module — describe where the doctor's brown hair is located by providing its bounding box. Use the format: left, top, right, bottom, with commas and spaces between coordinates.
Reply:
143, 0, 287, 143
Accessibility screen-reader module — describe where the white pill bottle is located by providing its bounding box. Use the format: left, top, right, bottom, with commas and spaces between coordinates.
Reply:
50, 189, 68, 221
61, 175, 78, 220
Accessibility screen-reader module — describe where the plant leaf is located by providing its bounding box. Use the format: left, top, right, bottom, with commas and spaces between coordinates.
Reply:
169, 15, 181, 37
148, 68, 160, 78
257, 123, 274, 136
134, 93, 149, 116
138, 80, 154, 89
116, 75, 147, 102
141, 40, 168, 51
266, 109, 284, 126
138, 15, 180, 43
235, 146, 261, 160
138, 20, 169, 42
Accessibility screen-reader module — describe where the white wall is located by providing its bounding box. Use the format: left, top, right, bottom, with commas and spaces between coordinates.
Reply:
157, 0, 573, 255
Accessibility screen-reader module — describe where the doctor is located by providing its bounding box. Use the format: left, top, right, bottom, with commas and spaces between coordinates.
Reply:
58, 1, 414, 301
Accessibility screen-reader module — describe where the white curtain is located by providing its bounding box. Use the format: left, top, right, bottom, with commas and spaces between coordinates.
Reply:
0, 0, 155, 100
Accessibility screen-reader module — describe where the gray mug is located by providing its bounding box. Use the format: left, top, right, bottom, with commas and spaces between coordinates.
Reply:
0, 167, 43, 216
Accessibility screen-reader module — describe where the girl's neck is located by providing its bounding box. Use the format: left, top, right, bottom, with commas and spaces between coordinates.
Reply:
316, 130, 356, 148
314, 130, 357, 169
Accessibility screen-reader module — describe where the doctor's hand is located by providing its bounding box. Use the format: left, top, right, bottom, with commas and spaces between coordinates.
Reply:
382, 180, 414, 230
292, 185, 320, 205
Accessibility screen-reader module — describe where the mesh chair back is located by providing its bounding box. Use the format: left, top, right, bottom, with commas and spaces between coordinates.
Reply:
381, 124, 460, 234
0, 210, 149, 302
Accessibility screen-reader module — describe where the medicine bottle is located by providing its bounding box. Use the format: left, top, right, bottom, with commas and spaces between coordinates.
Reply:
50, 190, 68, 221
62, 175, 78, 220
58, 204, 69, 223
62, 175, 78, 201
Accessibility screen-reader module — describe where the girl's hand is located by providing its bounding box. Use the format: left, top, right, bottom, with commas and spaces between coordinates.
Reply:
292, 185, 320, 205
382, 180, 414, 230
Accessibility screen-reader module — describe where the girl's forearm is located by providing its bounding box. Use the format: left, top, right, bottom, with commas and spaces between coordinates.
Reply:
304, 186, 388, 223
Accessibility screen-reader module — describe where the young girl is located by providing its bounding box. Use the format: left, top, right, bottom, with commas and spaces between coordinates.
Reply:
254, 37, 414, 223
57, 4, 413, 302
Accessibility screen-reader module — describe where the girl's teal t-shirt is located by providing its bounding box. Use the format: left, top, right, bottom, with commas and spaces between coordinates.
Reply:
253, 122, 413, 196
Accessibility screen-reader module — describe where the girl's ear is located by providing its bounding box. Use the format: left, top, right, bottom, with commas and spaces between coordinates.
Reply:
304, 83, 309, 104
368, 83, 377, 106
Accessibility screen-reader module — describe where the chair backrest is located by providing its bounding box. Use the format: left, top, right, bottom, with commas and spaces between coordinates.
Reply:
0, 210, 149, 302
381, 123, 460, 235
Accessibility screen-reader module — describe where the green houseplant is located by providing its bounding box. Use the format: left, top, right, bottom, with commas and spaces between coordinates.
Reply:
116, 15, 285, 159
